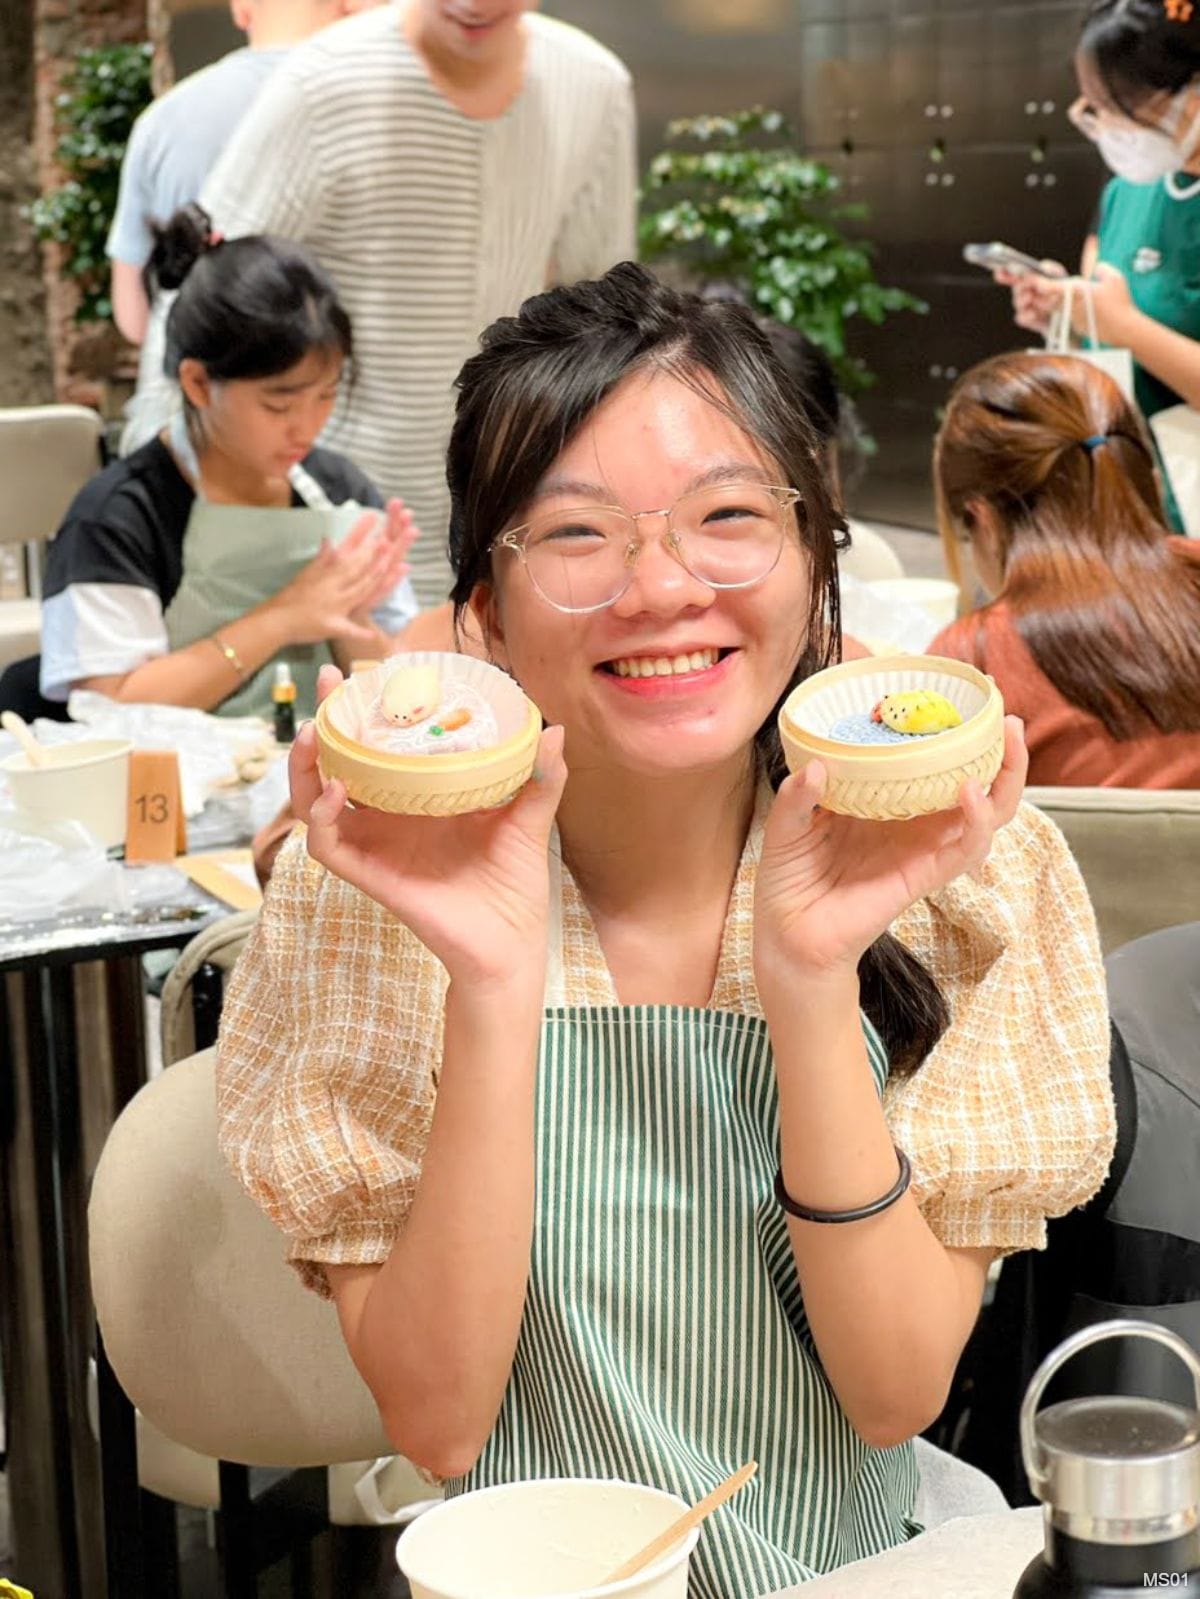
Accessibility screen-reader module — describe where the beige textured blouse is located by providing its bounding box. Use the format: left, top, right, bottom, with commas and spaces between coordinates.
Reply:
216, 797, 1115, 1296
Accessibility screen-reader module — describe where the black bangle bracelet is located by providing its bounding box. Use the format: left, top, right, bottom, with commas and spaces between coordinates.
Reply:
774, 1146, 912, 1224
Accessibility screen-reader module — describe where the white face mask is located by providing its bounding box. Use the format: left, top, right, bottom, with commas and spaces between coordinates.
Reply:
1074, 90, 1200, 184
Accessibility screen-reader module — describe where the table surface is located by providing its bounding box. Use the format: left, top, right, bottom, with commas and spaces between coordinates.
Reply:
764, 1508, 1044, 1598
0, 875, 228, 970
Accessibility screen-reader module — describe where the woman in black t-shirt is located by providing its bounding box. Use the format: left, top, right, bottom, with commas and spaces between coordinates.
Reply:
41, 205, 418, 718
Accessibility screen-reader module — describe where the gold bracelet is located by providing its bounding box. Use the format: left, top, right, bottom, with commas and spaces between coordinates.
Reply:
210, 631, 246, 677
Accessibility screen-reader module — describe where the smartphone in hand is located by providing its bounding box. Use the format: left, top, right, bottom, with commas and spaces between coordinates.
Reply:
963, 241, 1051, 277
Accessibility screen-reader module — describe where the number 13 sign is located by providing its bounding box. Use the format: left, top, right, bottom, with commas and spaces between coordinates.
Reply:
125, 750, 187, 863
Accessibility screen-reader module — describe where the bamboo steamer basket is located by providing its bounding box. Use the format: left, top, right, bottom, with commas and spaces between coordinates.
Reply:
778, 655, 1005, 821
316, 653, 541, 816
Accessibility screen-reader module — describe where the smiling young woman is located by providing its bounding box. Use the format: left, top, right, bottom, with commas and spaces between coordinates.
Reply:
217, 264, 1114, 1596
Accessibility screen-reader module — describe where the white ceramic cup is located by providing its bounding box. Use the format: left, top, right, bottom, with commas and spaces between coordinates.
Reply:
1, 739, 133, 850
395, 1478, 699, 1599
865, 577, 961, 629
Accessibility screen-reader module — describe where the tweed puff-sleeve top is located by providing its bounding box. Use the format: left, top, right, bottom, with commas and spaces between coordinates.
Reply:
216, 798, 1114, 1296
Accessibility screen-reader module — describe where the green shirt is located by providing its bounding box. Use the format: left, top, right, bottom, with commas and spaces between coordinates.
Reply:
1096, 174, 1200, 418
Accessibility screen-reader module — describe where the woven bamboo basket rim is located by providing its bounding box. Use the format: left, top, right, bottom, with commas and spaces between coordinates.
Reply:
780, 655, 1002, 782
315, 660, 541, 779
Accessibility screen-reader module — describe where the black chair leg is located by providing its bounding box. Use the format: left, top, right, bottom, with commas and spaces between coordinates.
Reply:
141, 1488, 181, 1598
191, 961, 225, 1053
96, 1325, 147, 1596
289, 1535, 315, 1599
217, 1460, 257, 1599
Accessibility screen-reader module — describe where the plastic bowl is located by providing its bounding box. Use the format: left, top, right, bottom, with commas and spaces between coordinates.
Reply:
1, 738, 132, 849
315, 653, 541, 816
395, 1477, 699, 1599
779, 655, 1004, 820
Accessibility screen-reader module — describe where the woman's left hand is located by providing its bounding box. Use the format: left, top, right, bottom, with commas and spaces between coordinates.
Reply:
1075, 263, 1137, 344
753, 716, 1027, 985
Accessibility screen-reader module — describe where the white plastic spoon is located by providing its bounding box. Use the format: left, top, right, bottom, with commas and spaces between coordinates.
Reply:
1, 710, 49, 768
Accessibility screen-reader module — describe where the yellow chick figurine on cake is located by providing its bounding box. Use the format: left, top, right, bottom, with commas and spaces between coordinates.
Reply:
871, 690, 962, 736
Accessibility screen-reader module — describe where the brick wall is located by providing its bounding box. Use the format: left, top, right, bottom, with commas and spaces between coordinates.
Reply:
0, 0, 53, 405
33, 0, 147, 411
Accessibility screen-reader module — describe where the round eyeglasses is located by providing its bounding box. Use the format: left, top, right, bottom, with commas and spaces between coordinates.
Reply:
490, 481, 802, 615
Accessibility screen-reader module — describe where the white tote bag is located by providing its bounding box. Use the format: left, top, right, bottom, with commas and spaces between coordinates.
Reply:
1148, 402, 1200, 538
1042, 277, 1137, 403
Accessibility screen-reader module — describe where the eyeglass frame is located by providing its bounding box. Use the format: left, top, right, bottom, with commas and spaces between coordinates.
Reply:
488, 482, 804, 615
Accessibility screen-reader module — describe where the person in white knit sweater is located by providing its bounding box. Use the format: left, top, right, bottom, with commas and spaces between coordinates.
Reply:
124, 1, 637, 611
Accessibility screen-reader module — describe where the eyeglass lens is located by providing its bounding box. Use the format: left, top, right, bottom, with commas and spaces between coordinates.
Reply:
518, 482, 790, 612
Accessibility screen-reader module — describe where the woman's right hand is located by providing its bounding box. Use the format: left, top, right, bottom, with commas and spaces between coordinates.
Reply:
995, 260, 1068, 337
290, 666, 568, 988
273, 502, 415, 646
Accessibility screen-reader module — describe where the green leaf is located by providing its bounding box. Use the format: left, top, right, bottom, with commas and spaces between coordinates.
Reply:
33, 41, 152, 328
638, 104, 922, 393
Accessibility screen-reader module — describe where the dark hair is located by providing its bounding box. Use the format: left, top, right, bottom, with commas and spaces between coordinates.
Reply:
148, 203, 353, 383
1078, 0, 1200, 119
759, 320, 867, 499
936, 352, 1200, 738
447, 261, 949, 1073
759, 320, 843, 443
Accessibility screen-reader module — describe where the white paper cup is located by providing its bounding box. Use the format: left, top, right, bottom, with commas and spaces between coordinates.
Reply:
1, 739, 133, 849
395, 1478, 699, 1599
865, 577, 960, 629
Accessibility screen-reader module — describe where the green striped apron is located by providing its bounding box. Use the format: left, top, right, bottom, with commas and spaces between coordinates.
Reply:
450, 853, 920, 1597
161, 413, 367, 720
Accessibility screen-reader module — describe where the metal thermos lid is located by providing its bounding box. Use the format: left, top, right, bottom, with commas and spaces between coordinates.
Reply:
1022, 1322, 1200, 1547
1037, 1396, 1200, 1532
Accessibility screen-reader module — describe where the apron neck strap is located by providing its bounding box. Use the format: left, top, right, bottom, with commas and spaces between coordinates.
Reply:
545, 828, 567, 1008
168, 406, 330, 508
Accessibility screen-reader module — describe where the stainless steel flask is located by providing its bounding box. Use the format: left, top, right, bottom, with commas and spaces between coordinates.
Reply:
1014, 1320, 1200, 1597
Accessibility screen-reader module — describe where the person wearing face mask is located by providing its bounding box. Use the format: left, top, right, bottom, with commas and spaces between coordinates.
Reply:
1006, 0, 1200, 430
120, 0, 637, 615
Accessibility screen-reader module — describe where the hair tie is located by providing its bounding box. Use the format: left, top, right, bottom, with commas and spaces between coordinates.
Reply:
1080, 433, 1109, 453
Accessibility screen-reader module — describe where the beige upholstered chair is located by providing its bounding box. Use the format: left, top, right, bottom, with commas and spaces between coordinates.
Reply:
1025, 786, 1200, 954
0, 404, 104, 669
158, 908, 261, 1068
89, 1047, 435, 1591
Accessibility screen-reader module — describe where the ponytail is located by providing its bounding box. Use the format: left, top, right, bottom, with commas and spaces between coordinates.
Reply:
937, 352, 1200, 740
152, 206, 354, 386
146, 201, 220, 295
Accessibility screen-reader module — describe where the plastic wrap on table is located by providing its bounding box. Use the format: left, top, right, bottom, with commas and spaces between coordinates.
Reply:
0, 693, 289, 856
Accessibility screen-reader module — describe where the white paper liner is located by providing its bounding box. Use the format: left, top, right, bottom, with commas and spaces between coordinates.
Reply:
327, 652, 529, 754
787, 664, 987, 743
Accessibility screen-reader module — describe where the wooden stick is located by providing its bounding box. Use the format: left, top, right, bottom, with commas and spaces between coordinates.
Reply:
1, 710, 48, 767
175, 851, 263, 911
600, 1462, 757, 1586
